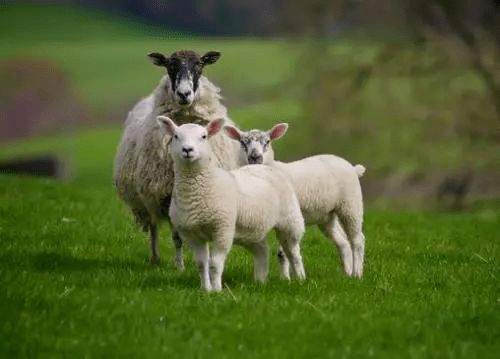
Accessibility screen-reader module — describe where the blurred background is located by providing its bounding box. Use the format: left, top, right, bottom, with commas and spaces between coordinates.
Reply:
1, 0, 498, 209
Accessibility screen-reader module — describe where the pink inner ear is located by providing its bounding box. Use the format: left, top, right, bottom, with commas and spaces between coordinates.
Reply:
207, 119, 224, 137
224, 126, 241, 141
270, 124, 288, 140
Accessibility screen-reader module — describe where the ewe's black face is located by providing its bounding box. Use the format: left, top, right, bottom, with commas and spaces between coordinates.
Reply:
148, 50, 221, 106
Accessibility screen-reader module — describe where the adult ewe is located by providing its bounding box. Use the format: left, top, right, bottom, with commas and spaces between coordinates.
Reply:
225, 123, 366, 278
114, 50, 243, 268
158, 117, 306, 291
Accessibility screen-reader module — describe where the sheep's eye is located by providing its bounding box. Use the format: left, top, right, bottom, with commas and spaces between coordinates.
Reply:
174, 134, 178, 140
202, 134, 207, 140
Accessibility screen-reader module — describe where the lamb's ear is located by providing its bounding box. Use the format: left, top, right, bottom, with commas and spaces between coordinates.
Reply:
157, 116, 177, 137
206, 118, 225, 138
201, 51, 221, 66
269, 123, 288, 141
223, 125, 242, 141
148, 52, 170, 67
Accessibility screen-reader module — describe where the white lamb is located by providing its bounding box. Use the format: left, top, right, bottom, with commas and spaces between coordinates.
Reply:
224, 123, 366, 278
114, 50, 245, 268
157, 116, 306, 292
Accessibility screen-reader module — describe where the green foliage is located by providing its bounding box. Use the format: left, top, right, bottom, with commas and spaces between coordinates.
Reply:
286, 41, 500, 173
0, 174, 499, 357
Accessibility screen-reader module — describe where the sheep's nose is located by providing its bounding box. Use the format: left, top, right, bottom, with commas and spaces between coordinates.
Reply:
176, 90, 192, 100
248, 154, 263, 164
182, 146, 194, 155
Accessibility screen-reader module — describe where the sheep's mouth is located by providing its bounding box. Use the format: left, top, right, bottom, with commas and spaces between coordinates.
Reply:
181, 153, 196, 161
248, 158, 263, 164
178, 99, 190, 106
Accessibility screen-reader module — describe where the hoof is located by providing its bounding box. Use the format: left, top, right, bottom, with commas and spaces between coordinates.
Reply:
280, 274, 291, 281
344, 268, 354, 277
150, 256, 161, 265
352, 271, 363, 279
175, 261, 185, 272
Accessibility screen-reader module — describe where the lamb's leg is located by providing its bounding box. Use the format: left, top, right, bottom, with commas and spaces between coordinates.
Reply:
172, 230, 185, 271
190, 241, 211, 291
277, 245, 290, 280
319, 215, 353, 276
209, 240, 231, 292
245, 240, 269, 283
149, 224, 161, 265
338, 212, 365, 278
276, 230, 306, 280
351, 232, 365, 278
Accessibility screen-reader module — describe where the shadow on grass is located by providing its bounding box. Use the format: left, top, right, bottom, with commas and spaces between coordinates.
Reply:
31, 251, 140, 272
5, 251, 306, 291
25, 251, 209, 290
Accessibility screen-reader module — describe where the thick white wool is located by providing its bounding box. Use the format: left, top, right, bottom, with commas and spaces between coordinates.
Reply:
226, 125, 367, 278
166, 122, 306, 291
113, 75, 243, 232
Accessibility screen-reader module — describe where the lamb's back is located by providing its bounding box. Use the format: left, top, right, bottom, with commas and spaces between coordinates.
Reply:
231, 165, 296, 240
273, 155, 359, 224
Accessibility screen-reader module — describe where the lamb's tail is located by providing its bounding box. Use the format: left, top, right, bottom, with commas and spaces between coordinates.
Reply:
354, 164, 366, 178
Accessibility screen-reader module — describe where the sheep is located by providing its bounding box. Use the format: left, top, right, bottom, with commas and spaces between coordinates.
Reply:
224, 123, 366, 278
157, 116, 306, 291
113, 50, 245, 269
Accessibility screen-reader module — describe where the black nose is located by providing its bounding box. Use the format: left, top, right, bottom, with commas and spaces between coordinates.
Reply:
249, 154, 263, 164
176, 90, 191, 100
182, 146, 194, 155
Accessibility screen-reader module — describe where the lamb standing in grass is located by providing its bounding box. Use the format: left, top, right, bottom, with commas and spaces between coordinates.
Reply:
114, 50, 245, 268
158, 116, 306, 291
224, 123, 366, 278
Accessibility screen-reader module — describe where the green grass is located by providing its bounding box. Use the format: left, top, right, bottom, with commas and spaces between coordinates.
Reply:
0, 174, 498, 357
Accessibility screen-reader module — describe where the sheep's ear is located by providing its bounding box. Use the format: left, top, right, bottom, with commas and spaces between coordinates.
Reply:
201, 51, 221, 66
223, 126, 242, 141
157, 116, 177, 136
206, 118, 224, 138
148, 52, 170, 67
269, 123, 288, 141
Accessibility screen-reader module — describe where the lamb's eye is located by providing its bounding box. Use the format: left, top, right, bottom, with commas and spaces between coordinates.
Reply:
202, 134, 207, 140
174, 134, 178, 140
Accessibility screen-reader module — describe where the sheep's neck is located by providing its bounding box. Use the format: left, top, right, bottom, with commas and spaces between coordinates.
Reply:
172, 157, 217, 216
173, 158, 216, 194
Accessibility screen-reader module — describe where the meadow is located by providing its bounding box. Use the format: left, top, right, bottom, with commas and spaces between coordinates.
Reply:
1, 4, 499, 358
1, 174, 499, 358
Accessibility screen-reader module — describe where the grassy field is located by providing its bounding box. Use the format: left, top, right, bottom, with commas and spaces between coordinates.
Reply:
0, 174, 499, 357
